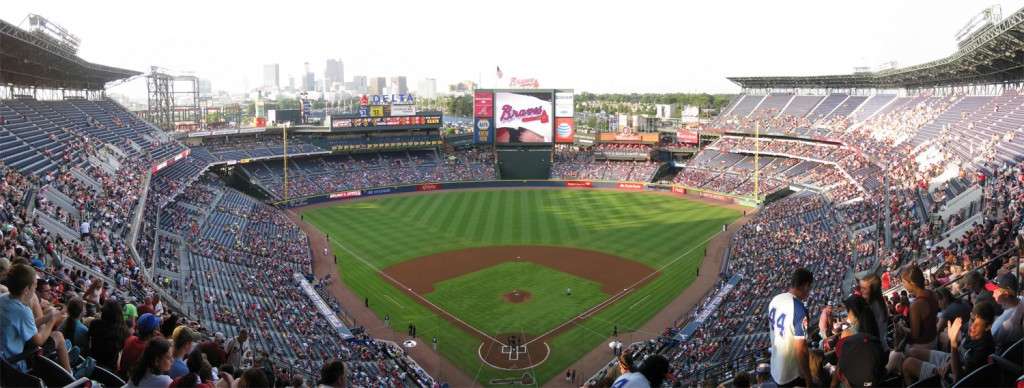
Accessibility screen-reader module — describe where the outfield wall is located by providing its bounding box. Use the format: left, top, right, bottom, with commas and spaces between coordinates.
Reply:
276, 180, 759, 208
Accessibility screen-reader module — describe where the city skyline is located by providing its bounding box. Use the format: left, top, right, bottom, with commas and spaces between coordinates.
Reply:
5, 0, 1024, 99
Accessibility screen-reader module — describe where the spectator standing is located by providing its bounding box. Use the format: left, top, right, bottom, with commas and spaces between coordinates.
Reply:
225, 329, 250, 369
767, 268, 814, 386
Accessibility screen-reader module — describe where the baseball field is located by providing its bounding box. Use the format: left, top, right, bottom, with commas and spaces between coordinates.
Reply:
301, 189, 741, 385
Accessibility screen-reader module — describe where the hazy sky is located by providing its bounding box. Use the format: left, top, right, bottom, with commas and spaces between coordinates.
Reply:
4, 0, 1024, 97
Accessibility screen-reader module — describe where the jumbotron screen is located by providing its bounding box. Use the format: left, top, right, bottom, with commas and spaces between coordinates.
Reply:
474, 89, 574, 144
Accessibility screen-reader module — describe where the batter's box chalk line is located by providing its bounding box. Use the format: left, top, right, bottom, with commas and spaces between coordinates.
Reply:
500, 345, 528, 360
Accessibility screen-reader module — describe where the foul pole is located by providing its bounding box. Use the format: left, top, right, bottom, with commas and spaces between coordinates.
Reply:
283, 124, 289, 201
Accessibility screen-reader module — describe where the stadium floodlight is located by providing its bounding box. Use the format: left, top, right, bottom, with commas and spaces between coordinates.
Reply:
25, 14, 80, 55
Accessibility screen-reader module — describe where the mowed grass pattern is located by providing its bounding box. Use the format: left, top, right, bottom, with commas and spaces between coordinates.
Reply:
303, 189, 741, 385
425, 262, 607, 337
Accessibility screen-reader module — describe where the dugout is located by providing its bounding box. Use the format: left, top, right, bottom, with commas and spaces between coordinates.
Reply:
496, 145, 552, 179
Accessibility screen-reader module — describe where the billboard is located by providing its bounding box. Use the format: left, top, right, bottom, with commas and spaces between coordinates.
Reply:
555, 91, 574, 117
474, 91, 494, 117
474, 117, 493, 144
495, 91, 553, 143
554, 117, 575, 143
390, 105, 416, 116
329, 114, 442, 131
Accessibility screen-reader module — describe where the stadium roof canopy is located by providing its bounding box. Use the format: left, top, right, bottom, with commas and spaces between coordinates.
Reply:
0, 18, 139, 90
728, 8, 1024, 89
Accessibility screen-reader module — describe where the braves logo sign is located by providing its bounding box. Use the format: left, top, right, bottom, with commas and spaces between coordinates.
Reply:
500, 105, 549, 124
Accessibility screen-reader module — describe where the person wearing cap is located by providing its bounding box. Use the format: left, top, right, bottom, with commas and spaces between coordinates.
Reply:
120, 312, 162, 376
610, 354, 669, 388
318, 359, 346, 387
753, 363, 777, 388
935, 287, 970, 350
832, 296, 885, 387
991, 281, 1022, 352
198, 332, 228, 367
963, 271, 994, 306
901, 301, 998, 385
124, 301, 139, 322
168, 326, 197, 379
767, 268, 814, 387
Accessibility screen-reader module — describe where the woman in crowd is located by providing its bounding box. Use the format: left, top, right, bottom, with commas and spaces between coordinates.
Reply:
126, 338, 174, 388
61, 297, 90, 353
87, 299, 128, 371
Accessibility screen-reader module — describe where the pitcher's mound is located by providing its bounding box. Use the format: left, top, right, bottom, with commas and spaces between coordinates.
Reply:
503, 290, 532, 304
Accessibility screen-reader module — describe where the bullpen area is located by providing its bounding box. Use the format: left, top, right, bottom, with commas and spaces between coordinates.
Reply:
302, 189, 741, 385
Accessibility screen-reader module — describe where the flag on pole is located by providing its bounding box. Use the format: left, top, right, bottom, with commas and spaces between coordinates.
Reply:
496, 66, 503, 79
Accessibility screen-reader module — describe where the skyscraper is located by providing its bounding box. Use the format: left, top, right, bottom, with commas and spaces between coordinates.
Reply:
262, 64, 280, 90
302, 62, 315, 92
325, 59, 344, 90
417, 78, 437, 99
369, 77, 387, 94
390, 76, 408, 94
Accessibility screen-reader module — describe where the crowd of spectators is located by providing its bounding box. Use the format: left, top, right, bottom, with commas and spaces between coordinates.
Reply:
552, 145, 659, 182
590, 90, 1024, 387
244, 148, 495, 199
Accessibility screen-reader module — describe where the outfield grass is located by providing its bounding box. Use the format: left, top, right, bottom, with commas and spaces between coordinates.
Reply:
425, 262, 607, 337
303, 189, 741, 385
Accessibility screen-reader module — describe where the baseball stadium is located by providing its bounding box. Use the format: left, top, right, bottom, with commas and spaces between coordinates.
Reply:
1, 2, 1024, 388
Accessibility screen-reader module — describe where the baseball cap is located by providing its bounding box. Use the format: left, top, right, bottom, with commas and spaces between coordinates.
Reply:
136, 313, 160, 336
837, 333, 884, 387
172, 325, 197, 343
992, 272, 1019, 291
123, 303, 138, 320
755, 363, 770, 375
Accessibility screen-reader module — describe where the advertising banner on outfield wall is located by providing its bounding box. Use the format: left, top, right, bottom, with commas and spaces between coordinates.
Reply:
417, 183, 440, 192
329, 190, 362, 199
616, 182, 645, 190
554, 117, 575, 143
565, 180, 592, 188
672, 186, 687, 195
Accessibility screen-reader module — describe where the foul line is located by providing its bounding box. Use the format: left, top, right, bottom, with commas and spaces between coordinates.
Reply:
329, 240, 503, 345
383, 295, 405, 309
627, 295, 651, 310
523, 230, 721, 346
331, 224, 725, 349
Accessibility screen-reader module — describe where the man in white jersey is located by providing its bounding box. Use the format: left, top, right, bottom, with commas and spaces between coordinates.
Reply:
767, 268, 814, 386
